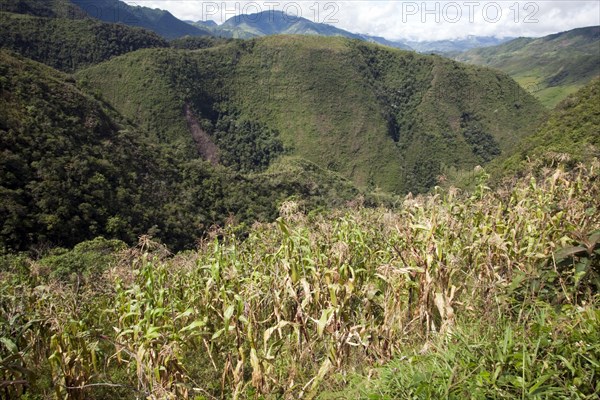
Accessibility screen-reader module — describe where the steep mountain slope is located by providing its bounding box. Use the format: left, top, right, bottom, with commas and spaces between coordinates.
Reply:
0, 0, 86, 18
219, 10, 362, 38
69, 0, 211, 39
0, 50, 360, 251
496, 78, 600, 176
77, 36, 545, 194
455, 26, 600, 107
0, 11, 168, 72
0, 50, 172, 250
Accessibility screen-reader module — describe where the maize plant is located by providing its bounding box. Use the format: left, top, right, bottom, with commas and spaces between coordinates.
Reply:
0, 161, 598, 399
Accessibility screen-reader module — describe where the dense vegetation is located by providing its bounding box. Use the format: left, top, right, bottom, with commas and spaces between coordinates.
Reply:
0, 11, 168, 72
77, 36, 545, 194
495, 78, 600, 178
0, 0, 86, 19
0, 49, 185, 251
1, 160, 598, 399
455, 26, 600, 107
0, 50, 361, 252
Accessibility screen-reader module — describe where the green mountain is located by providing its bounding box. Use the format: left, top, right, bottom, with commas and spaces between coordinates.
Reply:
69, 0, 211, 39
0, 49, 169, 250
496, 78, 600, 176
0, 11, 168, 72
77, 35, 545, 194
455, 26, 600, 108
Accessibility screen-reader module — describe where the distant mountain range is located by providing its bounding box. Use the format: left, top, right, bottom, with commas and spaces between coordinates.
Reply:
190, 11, 516, 52
58, 0, 507, 53
189, 10, 412, 50
455, 26, 600, 107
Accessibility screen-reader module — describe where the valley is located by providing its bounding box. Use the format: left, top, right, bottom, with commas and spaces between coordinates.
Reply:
455, 26, 600, 107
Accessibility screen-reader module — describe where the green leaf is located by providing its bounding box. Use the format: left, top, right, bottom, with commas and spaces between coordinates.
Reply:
528, 374, 552, 395
224, 305, 235, 321
556, 355, 575, 375
144, 326, 161, 340
555, 246, 587, 262
211, 328, 225, 340
180, 320, 206, 333
0, 337, 18, 354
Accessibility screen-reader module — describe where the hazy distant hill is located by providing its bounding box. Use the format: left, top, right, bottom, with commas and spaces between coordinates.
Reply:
69, 0, 211, 39
408, 36, 514, 53
191, 11, 513, 52
455, 26, 600, 107
77, 35, 545, 194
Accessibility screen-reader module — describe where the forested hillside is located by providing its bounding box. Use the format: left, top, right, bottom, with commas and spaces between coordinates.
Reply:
456, 26, 600, 107
496, 78, 600, 177
78, 36, 545, 194
0, 2, 599, 399
0, 11, 168, 72
0, 50, 360, 252
0, 0, 86, 19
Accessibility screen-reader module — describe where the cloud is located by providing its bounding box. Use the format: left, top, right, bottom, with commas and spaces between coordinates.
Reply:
124, 1, 600, 40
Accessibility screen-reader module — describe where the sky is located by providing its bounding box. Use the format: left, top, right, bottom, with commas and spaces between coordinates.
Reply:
123, 1, 600, 41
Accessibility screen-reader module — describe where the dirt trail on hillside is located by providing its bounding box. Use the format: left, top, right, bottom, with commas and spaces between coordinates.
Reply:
184, 103, 219, 165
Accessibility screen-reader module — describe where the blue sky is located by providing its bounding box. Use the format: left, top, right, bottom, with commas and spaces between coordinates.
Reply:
124, 1, 600, 41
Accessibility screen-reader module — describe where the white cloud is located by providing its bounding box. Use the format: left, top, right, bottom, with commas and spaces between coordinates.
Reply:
124, 1, 600, 41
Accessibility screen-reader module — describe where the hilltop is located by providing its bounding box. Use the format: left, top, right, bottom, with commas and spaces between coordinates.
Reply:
77, 35, 545, 194
455, 26, 600, 107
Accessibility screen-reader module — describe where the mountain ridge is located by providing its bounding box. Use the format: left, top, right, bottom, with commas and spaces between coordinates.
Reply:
69, 0, 212, 39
